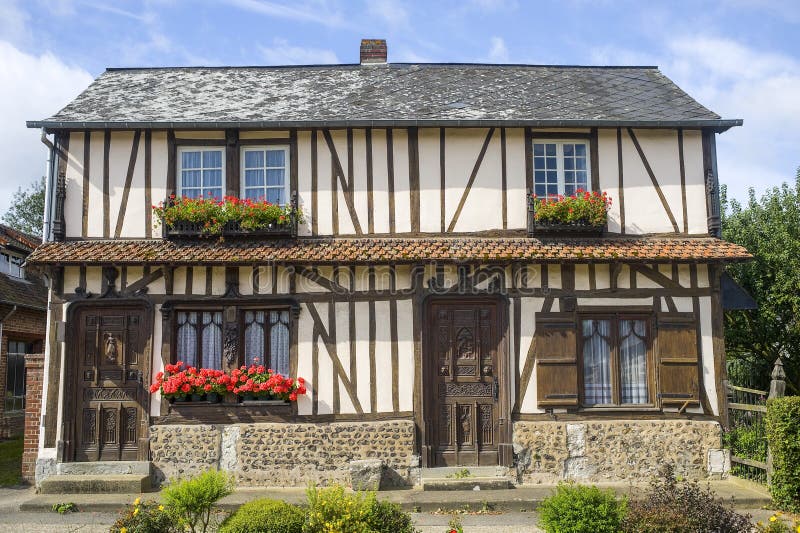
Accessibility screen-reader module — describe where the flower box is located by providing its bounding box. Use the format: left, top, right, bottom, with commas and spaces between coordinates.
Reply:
164, 219, 296, 239
527, 190, 610, 237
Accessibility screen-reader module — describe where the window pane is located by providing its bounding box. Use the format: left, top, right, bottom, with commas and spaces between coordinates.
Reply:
563, 144, 574, 156
265, 188, 284, 205
546, 157, 557, 169
534, 157, 545, 170
534, 171, 545, 184
244, 311, 266, 367
582, 319, 612, 405
176, 312, 198, 369
577, 171, 587, 187
534, 184, 546, 196
533, 144, 544, 157
547, 171, 557, 183
564, 158, 574, 170
245, 169, 265, 187
565, 184, 575, 196
266, 169, 285, 187
546, 184, 557, 196
201, 312, 223, 370
206, 187, 223, 200
620, 320, 648, 404
182, 188, 201, 199
576, 157, 586, 170
182, 170, 201, 188
204, 169, 222, 188
244, 188, 263, 201
203, 150, 222, 168
265, 149, 285, 167
244, 150, 264, 169
545, 144, 556, 156
575, 144, 586, 156
182, 151, 201, 169
270, 311, 290, 375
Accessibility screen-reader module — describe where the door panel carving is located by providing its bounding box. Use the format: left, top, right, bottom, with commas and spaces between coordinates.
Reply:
426, 300, 501, 466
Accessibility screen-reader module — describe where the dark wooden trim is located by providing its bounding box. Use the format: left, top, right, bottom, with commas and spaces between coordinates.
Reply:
329, 299, 339, 413
322, 129, 362, 234
114, 130, 142, 238
164, 266, 174, 296
310, 129, 318, 236
617, 128, 625, 234
630, 264, 683, 289
348, 297, 357, 404
386, 129, 396, 233
517, 329, 537, 413
331, 157, 338, 234
440, 128, 446, 233
43, 304, 63, 447
589, 263, 597, 291
152, 408, 414, 425
408, 127, 420, 233
692, 295, 712, 415
346, 128, 354, 199
103, 130, 111, 238
225, 129, 239, 197
366, 129, 374, 234
185, 266, 193, 295
702, 129, 722, 237
678, 129, 688, 233
447, 127, 495, 232
78, 265, 87, 294
237, 138, 291, 146
709, 264, 729, 425
501, 128, 508, 229
524, 128, 533, 193
627, 128, 680, 232
530, 131, 592, 140
120, 266, 128, 292
590, 127, 600, 192
290, 130, 298, 206
312, 325, 319, 415
296, 266, 347, 293
173, 138, 226, 147
390, 267, 399, 413
541, 295, 554, 313
144, 130, 152, 239
166, 130, 176, 197
665, 295, 678, 313
368, 283, 377, 413
513, 296, 521, 412
205, 267, 212, 296
513, 411, 720, 422
122, 267, 164, 296
82, 131, 90, 238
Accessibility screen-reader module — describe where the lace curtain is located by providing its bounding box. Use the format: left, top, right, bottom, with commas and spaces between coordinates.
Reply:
619, 320, 648, 404
582, 319, 612, 405
175, 311, 222, 370
243, 310, 290, 375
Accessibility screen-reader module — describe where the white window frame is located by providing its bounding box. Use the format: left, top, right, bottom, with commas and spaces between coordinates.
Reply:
532, 139, 592, 198
240, 145, 291, 205
176, 146, 226, 199
0, 252, 25, 279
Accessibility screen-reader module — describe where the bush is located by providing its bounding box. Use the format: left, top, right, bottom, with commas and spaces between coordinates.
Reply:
162, 469, 235, 533
219, 499, 305, 533
766, 396, 800, 512
110, 498, 179, 533
303, 484, 417, 533
537, 482, 626, 533
621, 465, 752, 533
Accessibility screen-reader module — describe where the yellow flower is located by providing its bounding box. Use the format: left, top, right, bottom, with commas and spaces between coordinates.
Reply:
120, 529, 127, 533
158, 505, 164, 511
133, 497, 141, 506
133, 507, 139, 516
771, 516, 778, 522
796, 525, 800, 533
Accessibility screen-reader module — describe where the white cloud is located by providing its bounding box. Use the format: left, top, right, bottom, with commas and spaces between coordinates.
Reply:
0, 1, 30, 45
0, 40, 93, 214
226, 0, 347, 28
487, 36, 509, 62
367, 0, 409, 27
258, 38, 338, 65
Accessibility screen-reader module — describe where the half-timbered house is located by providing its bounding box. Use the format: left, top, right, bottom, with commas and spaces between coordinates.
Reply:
26, 40, 751, 489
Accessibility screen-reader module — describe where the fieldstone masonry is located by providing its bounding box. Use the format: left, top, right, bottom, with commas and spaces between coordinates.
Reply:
149, 420, 416, 488
513, 419, 723, 484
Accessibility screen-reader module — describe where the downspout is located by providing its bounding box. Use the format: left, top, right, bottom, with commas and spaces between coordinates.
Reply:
40, 130, 56, 242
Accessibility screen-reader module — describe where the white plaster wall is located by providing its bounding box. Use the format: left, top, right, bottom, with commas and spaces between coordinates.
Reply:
597, 129, 622, 233
682, 130, 709, 233
64, 132, 85, 238
296, 130, 313, 237
150, 133, 168, 235
699, 296, 719, 416
334, 301, 356, 414
296, 303, 314, 415
370, 129, 391, 234
506, 128, 528, 230
373, 300, 394, 412
620, 130, 673, 233
418, 128, 442, 233
87, 133, 105, 237
354, 301, 371, 412
396, 299, 415, 412
150, 303, 163, 417
518, 297, 543, 413
452, 129, 504, 233
120, 136, 147, 238
392, 129, 412, 234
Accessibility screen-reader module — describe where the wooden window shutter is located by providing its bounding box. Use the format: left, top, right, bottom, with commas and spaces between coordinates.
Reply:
535, 312, 579, 407
656, 312, 700, 407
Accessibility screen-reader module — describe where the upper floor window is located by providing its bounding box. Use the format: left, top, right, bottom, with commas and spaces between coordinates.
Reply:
178, 147, 224, 199
0, 252, 25, 279
241, 146, 289, 205
581, 316, 650, 407
533, 141, 590, 199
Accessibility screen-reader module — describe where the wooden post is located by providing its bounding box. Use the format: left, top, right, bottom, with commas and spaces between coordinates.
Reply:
766, 357, 786, 486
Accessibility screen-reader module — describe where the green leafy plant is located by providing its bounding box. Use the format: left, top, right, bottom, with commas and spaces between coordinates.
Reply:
447, 468, 472, 479
364, 500, 416, 533
620, 465, 752, 532
446, 513, 463, 533
303, 484, 417, 533
162, 469, 235, 533
755, 510, 799, 532
110, 498, 179, 533
51, 502, 78, 514
532, 190, 611, 226
153, 195, 302, 236
766, 396, 800, 512
219, 498, 305, 533
538, 482, 626, 533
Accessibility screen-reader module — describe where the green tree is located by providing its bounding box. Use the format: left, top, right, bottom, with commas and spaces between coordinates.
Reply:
1, 177, 45, 237
721, 168, 800, 394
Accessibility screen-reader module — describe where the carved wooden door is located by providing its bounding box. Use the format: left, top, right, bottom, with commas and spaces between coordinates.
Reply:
427, 300, 500, 466
74, 306, 147, 461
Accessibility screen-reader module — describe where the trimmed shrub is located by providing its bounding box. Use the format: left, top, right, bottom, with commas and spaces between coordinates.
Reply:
219, 499, 304, 533
365, 500, 416, 533
537, 482, 626, 533
621, 465, 752, 533
162, 469, 235, 533
303, 484, 417, 533
766, 396, 800, 512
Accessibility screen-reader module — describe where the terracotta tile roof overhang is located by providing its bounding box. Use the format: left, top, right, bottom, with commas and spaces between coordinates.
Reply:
26, 237, 752, 266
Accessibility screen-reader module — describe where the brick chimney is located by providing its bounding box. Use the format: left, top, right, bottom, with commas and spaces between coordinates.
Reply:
360, 39, 387, 64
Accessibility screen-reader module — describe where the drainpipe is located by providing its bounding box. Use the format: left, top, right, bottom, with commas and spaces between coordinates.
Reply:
40, 130, 56, 242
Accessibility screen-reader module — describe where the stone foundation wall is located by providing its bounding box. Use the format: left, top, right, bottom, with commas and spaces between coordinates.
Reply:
150, 420, 417, 488
512, 419, 723, 484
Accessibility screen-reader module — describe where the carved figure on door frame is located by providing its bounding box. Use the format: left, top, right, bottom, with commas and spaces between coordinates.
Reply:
105, 334, 118, 363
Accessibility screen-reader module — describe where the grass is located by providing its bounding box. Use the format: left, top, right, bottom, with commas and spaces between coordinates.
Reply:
0, 435, 24, 487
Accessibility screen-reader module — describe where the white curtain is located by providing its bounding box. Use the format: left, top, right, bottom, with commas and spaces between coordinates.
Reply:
244, 311, 266, 367
201, 312, 223, 370
620, 320, 648, 404
270, 311, 290, 375
176, 312, 197, 368
582, 319, 611, 405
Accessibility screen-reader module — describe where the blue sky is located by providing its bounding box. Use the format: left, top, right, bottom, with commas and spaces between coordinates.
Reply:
1, 0, 798, 215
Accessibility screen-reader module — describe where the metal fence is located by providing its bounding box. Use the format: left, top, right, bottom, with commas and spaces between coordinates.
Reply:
724, 358, 785, 485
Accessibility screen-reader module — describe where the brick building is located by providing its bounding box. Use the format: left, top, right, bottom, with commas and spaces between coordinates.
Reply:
0, 224, 47, 439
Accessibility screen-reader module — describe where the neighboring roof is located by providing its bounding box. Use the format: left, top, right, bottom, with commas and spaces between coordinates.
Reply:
28, 64, 741, 130
0, 224, 41, 253
26, 237, 751, 266
0, 270, 48, 311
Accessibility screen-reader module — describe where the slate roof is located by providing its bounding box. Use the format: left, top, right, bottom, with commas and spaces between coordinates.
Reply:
0, 225, 47, 310
26, 237, 751, 266
28, 64, 740, 130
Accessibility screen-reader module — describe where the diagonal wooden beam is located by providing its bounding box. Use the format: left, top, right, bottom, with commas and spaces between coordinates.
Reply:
122, 267, 163, 295
306, 302, 364, 414
114, 130, 142, 238
447, 128, 495, 232
322, 129, 363, 234
629, 263, 683, 289
627, 128, 680, 232
296, 267, 348, 294
516, 335, 537, 412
